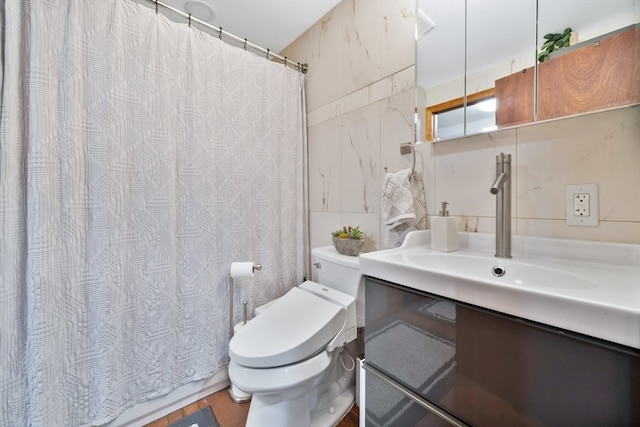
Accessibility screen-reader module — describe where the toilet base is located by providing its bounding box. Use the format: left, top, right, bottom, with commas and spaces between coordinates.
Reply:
245, 385, 355, 427
246, 391, 311, 427
310, 388, 355, 427
228, 384, 251, 403
244, 349, 356, 427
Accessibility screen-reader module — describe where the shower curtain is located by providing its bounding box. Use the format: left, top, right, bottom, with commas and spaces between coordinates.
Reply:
0, 0, 307, 425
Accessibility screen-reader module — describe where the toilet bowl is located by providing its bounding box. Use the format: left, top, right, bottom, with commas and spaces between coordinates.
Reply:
228, 247, 363, 427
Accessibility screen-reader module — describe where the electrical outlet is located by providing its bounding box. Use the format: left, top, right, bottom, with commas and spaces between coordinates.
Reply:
573, 193, 590, 216
566, 184, 599, 226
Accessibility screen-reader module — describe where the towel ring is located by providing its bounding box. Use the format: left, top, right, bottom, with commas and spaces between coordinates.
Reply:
400, 143, 416, 179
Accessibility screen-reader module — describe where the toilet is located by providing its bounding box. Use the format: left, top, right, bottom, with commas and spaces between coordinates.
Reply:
228, 246, 363, 427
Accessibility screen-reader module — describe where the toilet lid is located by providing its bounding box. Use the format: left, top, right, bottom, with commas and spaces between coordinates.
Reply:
229, 286, 347, 368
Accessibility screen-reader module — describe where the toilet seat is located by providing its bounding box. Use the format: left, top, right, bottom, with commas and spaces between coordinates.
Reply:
229, 285, 347, 368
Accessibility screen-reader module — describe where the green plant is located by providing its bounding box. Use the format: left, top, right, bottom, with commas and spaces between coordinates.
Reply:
331, 225, 364, 240
538, 27, 572, 63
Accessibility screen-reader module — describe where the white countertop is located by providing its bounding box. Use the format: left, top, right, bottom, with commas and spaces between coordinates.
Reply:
359, 231, 640, 350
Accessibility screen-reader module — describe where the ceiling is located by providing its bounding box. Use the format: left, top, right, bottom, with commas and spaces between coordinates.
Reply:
145, 0, 341, 54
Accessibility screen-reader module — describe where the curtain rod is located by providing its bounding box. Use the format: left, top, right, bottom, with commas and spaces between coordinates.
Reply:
146, 0, 309, 74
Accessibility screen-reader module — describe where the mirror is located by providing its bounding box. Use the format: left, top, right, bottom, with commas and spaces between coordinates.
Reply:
466, 0, 537, 133
416, 0, 466, 140
416, 0, 640, 143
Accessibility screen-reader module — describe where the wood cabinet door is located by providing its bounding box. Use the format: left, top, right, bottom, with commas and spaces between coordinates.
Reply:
495, 67, 535, 128
538, 25, 640, 121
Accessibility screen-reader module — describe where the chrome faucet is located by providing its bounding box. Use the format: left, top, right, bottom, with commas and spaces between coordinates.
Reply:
490, 153, 512, 258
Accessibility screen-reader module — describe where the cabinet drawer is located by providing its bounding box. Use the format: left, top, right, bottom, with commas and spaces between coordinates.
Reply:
365, 364, 461, 427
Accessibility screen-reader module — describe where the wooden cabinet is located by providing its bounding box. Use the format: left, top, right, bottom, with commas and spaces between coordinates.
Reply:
538, 24, 639, 121
495, 25, 639, 127
495, 67, 535, 128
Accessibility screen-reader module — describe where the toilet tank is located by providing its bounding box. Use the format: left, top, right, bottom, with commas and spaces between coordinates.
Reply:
312, 246, 364, 327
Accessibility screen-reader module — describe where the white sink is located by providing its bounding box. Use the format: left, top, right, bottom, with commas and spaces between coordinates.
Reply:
403, 253, 600, 289
359, 231, 640, 349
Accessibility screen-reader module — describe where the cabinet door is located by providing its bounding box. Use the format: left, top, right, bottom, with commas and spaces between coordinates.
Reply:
495, 67, 535, 127
364, 276, 640, 427
538, 25, 640, 121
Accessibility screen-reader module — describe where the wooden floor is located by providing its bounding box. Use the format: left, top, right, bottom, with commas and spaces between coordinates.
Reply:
144, 386, 359, 427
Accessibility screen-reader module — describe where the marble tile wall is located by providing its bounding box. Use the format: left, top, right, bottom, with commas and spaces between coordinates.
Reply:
424, 105, 640, 244
283, 0, 640, 255
282, 0, 416, 252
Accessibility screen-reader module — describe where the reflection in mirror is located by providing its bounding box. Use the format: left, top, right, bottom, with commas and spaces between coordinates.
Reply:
538, 0, 637, 48
466, 0, 536, 132
416, 0, 465, 142
426, 89, 496, 141
416, 0, 536, 143
416, 0, 639, 144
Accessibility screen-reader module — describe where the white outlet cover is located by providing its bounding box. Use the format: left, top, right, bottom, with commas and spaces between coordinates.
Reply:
566, 184, 599, 226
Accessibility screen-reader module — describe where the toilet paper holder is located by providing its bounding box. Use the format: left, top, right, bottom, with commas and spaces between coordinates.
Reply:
229, 262, 262, 338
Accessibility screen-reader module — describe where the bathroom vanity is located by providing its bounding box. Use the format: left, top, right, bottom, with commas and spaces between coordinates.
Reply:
360, 231, 640, 427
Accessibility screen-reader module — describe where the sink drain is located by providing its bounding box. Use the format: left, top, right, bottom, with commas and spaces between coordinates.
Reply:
492, 265, 506, 277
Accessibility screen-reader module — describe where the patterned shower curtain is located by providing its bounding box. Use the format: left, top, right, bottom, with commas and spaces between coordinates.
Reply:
0, 0, 307, 425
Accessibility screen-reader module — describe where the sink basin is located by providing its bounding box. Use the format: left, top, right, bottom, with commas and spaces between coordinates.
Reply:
359, 231, 640, 349
402, 253, 600, 289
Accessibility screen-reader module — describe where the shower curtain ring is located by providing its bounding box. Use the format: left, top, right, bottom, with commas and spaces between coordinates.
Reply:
243, 38, 247, 50
266, 49, 270, 60
155, 0, 158, 13
284, 57, 288, 68
219, 27, 223, 40
188, 13, 191, 27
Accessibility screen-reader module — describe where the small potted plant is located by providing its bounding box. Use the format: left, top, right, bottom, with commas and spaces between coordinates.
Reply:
538, 27, 572, 62
331, 226, 365, 256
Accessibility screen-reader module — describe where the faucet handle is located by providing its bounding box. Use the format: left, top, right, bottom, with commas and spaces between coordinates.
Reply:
496, 152, 512, 163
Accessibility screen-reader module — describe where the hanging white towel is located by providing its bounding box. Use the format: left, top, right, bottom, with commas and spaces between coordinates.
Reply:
382, 169, 427, 248
382, 169, 416, 228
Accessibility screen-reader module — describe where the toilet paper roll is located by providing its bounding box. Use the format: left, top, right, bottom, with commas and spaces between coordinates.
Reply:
230, 262, 254, 279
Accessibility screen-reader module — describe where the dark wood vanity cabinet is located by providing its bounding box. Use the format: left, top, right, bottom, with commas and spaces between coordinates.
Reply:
495, 25, 639, 127
363, 276, 640, 427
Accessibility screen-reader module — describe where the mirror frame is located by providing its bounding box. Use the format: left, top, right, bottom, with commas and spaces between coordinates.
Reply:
425, 88, 495, 142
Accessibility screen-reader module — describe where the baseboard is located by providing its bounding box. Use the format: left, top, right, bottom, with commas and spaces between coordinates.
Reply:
104, 369, 230, 427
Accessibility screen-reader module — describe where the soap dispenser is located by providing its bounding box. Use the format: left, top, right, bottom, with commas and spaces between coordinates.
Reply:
431, 201, 459, 252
